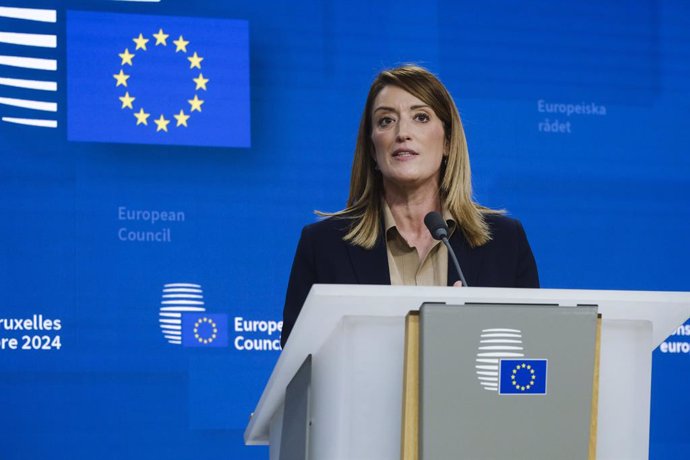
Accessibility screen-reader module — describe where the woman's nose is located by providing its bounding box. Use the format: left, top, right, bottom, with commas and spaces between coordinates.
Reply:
396, 118, 412, 142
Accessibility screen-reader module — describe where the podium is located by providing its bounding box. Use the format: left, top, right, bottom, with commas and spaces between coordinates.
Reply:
244, 285, 690, 459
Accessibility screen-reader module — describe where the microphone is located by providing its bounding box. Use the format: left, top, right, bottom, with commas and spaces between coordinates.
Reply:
424, 211, 468, 287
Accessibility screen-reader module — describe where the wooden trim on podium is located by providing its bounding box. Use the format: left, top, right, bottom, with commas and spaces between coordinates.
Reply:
400, 311, 420, 460
589, 314, 602, 460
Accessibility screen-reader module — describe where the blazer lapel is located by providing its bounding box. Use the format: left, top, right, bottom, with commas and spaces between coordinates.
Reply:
447, 230, 483, 287
346, 233, 391, 285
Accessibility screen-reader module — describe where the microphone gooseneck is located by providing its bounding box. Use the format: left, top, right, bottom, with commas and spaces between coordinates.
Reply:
424, 211, 468, 287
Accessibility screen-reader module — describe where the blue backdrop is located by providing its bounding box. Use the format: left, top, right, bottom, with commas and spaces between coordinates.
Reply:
1, 0, 688, 458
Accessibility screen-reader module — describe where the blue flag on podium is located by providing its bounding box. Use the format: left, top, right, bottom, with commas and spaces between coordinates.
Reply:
66, 10, 250, 148
498, 359, 548, 395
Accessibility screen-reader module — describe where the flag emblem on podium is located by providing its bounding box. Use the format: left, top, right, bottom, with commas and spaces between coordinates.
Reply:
498, 359, 548, 395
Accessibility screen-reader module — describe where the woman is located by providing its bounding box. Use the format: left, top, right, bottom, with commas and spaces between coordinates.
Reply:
280, 65, 538, 347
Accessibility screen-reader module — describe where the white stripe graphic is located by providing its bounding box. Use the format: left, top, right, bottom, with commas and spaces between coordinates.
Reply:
1, 117, 56, 127
478, 345, 524, 351
161, 300, 204, 305
0, 77, 56, 91
477, 328, 523, 392
160, 324, 181, 330
475, 365, 498, 371
0, 32, 56, 48
0, 97, 56, 111
164, 283, 201, 288
164, 300, 201, 305
159, 312, 182, 318
159, 318, 182, 324
477, 352, 524, 358
476, 371, 498, 376
160, 306, 205, 312
0, 55, 57, 70
162, 294, 203, 299
480, 333, 521, 338
0, 7, 56, 23
476, 358, 499, 364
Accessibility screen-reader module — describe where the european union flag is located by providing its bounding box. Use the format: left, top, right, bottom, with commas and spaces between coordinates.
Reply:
66, 11, 249, 148
498, 359, 548, 395
182, 313, 229, 348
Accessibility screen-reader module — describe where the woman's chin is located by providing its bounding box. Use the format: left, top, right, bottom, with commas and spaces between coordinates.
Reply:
383, 173, 440, 191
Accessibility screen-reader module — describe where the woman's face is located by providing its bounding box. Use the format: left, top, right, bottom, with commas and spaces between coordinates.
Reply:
370, 85, 446, 192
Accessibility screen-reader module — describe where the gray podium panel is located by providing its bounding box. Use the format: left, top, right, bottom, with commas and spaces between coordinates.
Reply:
420, 303, 598, 460
280, 355, 312, 460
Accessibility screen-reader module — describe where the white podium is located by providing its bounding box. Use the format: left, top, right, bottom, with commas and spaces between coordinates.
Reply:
244, 285, 690, 459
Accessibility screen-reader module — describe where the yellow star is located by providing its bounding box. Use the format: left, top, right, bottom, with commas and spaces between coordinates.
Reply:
193, 73, 209, 91
113, 69, 130, 87
134, 108, 150, 125
187, 52, 203, 69
119, 92, 135, 109
153, 28, 169, 46
154, 114, 170, 132
188, 95, 204, 112
119, 48, 135, 66
174, 110, 190, 127
173, 35, 189, 53
133, 33, 149, 51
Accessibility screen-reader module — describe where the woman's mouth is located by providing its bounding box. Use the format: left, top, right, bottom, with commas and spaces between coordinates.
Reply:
392, 149, 419, 158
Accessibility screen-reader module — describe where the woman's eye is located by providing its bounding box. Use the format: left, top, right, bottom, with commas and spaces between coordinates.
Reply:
414, 112, 430, 122
377, 116, 394, 127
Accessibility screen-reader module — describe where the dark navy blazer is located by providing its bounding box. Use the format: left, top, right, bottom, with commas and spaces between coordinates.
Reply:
280, 213, 539, 346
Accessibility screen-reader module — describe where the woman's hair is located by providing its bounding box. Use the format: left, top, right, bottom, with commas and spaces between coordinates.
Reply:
320, 64, 500, 249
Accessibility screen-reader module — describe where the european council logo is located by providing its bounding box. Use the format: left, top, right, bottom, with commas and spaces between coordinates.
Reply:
66, 11, 249, 147
475, 328, 548, 395
158, 282, 228, 347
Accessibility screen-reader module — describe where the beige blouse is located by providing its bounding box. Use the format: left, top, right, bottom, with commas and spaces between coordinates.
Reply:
382, 201, 457, 286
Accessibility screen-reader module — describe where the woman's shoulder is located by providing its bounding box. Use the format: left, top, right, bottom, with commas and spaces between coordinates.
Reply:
483, 212, 521, 228
301, 216, 354, 241
481, 212, 528, 242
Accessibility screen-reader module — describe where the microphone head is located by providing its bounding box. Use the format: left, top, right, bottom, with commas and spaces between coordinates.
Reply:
424, 211, 449, 240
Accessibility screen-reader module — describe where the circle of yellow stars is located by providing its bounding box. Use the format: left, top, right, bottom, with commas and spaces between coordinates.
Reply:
510, 363, 536, 391
193, 317, 218, 345
113, 28, 210, 133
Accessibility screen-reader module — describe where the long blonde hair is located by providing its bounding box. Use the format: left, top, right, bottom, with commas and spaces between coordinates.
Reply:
321, 65, 500, 249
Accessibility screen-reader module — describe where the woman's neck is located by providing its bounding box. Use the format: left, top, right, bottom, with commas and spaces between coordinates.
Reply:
383, 180, 441, 238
